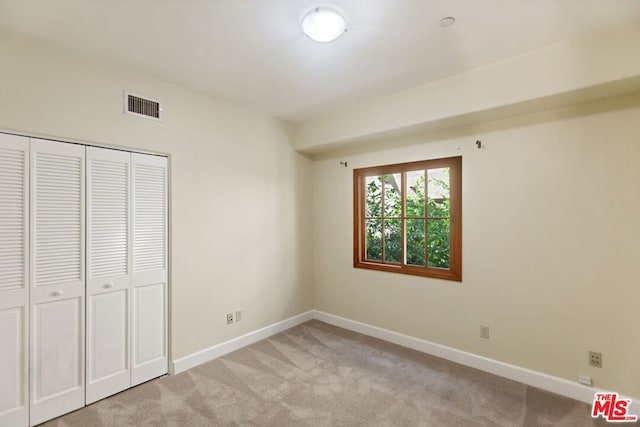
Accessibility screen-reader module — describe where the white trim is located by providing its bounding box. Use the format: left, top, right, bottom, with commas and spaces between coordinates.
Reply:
312, 310, 640, 412
170, 308, 639, 417
0, 128, 170, 158
171, 310, 314, 374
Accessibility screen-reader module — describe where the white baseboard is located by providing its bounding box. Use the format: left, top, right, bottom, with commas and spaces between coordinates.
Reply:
171, 308, 638, 418
171, 310, 314, 374
312, 310, 639, 415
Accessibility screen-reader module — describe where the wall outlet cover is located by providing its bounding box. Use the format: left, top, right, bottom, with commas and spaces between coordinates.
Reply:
480, 325, 490, 339
578, 375, 593, 386
589, 351, 602, 368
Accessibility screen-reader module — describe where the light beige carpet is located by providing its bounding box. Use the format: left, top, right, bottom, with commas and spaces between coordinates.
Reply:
41, 320, 609, 426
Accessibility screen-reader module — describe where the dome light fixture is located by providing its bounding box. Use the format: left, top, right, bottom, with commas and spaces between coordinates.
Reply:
302, 6, 347, 43
439, 16, 456, 27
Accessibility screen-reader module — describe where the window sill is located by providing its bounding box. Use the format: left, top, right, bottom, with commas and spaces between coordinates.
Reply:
354, 261, 462, 282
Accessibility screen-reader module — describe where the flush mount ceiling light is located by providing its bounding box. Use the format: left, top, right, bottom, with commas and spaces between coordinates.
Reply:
439, 16, 456, 27
302, 6, 347, 43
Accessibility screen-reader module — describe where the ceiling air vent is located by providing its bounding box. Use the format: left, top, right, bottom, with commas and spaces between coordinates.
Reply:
124, 91, 162, 121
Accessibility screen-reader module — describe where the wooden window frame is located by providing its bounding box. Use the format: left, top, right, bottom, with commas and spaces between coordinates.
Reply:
353, 156, 462, 281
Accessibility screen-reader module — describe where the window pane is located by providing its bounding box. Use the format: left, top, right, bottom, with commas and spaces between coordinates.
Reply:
405, 219, 425, 266
384, 219, 401, 263
365, 175, 382, 217
427, 219, 450, 269
365, 219, 382, 261
383, 174, 402, 218
405, 170, 425, 217
427, 168, 450, 218
354, 156, 461, 281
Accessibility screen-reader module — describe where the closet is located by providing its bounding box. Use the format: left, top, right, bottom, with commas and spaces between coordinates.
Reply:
0, 133, 168, 426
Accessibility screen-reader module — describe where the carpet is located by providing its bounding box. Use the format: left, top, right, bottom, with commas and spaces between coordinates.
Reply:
41, 320, 610, 426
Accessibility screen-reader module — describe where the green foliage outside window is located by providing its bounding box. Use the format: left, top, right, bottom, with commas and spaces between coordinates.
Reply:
365, 170, 450, 269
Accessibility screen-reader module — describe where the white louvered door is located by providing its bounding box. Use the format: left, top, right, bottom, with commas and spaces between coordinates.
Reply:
29, 140, 85, 426
0, 134, 29, 427
131, 153, 168, 386
86, 147, 131, 404
0, 131, 169, 424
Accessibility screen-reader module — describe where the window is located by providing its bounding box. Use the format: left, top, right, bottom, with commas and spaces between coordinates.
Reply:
353, 156, 462, 281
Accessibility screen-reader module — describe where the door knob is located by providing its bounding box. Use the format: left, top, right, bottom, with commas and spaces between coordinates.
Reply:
52, 290, 64, 297
103, 282, 114, 289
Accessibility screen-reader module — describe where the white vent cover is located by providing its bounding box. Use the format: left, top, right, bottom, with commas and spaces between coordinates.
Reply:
124, 91, 162, 120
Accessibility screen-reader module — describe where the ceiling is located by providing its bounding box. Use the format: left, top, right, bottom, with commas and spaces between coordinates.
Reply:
1, 0, 640, 122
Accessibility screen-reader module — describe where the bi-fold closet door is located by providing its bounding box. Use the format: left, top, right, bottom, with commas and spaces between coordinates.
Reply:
0, 135, 167, 427
85, 147, 132, 404
129, 153, 168, 387
29, 140, 86, 426
85, 148, 168, 404
0, 134, 86, 427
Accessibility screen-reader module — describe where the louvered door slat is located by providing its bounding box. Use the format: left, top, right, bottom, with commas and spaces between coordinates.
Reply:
133, 164, 166, 273
89, 158, 128, 279
0, 134, 29, 427
33, 151, 82, 288
0, 143, 27, 292
131, 153, 167, 386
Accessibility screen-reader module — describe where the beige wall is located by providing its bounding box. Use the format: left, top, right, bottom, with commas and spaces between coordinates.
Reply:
2, 23, 639, 401
312, 99, 640, 398
0, 31, 313, 360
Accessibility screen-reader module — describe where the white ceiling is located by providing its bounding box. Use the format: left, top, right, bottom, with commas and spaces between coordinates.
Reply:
1, 0, 640, 122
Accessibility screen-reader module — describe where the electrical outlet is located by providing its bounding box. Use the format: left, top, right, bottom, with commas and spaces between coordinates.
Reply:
589, 351, 602, 368
226, 313, 234, 325
480, 325, 490, 339
578, 375, 593, 386
235, 310, 242, 322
